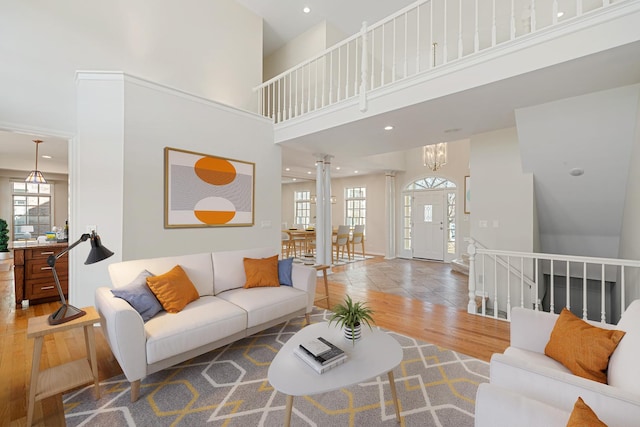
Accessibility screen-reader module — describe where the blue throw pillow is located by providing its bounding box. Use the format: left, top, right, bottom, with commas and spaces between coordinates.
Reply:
278, 257, 294, 286
111, 270, 163, 322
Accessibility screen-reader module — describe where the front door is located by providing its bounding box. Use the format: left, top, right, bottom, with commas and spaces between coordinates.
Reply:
411, 190, 445, 261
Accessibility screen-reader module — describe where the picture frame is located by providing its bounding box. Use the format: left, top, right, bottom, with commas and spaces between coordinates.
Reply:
464, 175, 471, 214
164, 147, 255, 228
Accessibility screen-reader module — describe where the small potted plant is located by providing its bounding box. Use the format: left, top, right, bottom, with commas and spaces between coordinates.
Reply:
328, 295, 375, 344
0, 219, 10, 260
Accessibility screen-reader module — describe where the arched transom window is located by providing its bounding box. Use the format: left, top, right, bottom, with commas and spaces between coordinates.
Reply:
405, 177, 456, 190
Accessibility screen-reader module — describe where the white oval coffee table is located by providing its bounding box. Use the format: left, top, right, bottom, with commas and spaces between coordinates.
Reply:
268, 322, 403, 426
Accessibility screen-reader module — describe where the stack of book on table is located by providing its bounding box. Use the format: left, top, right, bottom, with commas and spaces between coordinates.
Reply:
294, 337, 347, 374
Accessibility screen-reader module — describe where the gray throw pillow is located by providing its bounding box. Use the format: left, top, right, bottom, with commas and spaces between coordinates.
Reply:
111, 270, 163, 322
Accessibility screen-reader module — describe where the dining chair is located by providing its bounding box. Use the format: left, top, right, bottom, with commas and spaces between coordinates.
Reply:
281, 232, 293, 258
332, 225, 351, 263
350, 224, 365, 258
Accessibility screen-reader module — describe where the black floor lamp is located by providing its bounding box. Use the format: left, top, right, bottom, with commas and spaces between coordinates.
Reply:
47, 231, 114, 325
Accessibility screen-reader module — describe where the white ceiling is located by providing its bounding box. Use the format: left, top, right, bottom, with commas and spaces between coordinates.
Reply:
0, 130, 68, 175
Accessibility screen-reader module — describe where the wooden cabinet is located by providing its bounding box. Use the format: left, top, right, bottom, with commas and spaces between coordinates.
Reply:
13, 242, 68, 306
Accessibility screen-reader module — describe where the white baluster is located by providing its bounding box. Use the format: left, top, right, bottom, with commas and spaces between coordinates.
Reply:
530, 0, 536, 32
482, 255, 486, 316
493, 256, 498, 319
392, 19, 397, 81
308, 63, 312, 112
550, 260, 555, 313
621, 265, 626, 317
337, 46, 341, 101
491, 0, 496, 47
404, 13, 408, 78
267, 83, 271, 121
601, 264, 606, 323
416, 6, 420, 74
295, 69, 299, 117
288, 73, 292, 120
534, 257, 539, 310
510, 0, 516, 39
552, 0, 559, 24
475, 0, 480, 52
381, 24, 386, 85
506, 256, 511, 320
359, 22, 368, 112
566, 261, 571, 312
314, 59, 319, 109
321, 54, 326, 107
577, 0, 583, 16
430, 0, 434, 68
370, 28, 375, 90
355, 38, 359, 96
329, 50, 333, 104
520, 257, 524, 307
346, 43, 350, 97
582, 263, 588, 320
443, 0, 448, 64
277, 79, 282, 123
467, 240, 477, 314
458, 0, 463, 59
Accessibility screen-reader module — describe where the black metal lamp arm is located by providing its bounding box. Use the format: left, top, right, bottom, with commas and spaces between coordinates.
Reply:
45, 233, 91, 307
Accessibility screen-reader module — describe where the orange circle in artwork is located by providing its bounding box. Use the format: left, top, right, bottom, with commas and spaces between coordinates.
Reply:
195, 210, 236, 224
194, 157, 236, 185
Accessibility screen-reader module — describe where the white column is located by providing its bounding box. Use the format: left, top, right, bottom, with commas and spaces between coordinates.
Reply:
323, 156, 333, 269
315, 157, 326, 266
385, 171, 396, 259
467, 239, 477, 314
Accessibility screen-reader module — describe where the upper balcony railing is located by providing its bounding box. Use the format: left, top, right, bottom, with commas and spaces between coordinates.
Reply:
255, 0, 623, 123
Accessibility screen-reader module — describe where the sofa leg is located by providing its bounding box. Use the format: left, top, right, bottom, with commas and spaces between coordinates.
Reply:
130, 380, 141, 402
305, 313, 311, 325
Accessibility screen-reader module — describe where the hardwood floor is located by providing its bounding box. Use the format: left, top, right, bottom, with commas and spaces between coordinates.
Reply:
0, 256, 509, 426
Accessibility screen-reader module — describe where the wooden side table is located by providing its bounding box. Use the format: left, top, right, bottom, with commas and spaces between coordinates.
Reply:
313, 264, 330, 309
26, 306, 101, 427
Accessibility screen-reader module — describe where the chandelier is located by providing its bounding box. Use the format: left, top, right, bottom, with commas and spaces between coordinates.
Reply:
25, 139, 47, 184
423, 142, 447, 171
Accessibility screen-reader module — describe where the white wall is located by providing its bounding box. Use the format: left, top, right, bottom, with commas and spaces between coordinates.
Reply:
618, 92, 640, 306
469, 128, 535, 252
263, 21, 347, 81
0, 0, 262, 136
71, 72, 278, 308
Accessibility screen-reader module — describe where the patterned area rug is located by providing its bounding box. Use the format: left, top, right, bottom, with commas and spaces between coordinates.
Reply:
63, 308, 488, 426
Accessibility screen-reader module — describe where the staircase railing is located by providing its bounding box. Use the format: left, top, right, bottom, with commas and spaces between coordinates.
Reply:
255, 0, 623, 123
467, 240, 640, 324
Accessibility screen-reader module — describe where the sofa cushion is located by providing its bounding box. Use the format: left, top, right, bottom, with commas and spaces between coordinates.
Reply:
566, 397, 607, 427
608, 299, 640, 395
146, 265, 200, 313
243, 255, 280, 288
278, 258, 294, 286
108, 252, 215, 296
544, 308, 625, 384
503, 347, 573, 374
216, 286, 307, 328
144, 296, 247, 364
212, 248, 278, 294
110, 270, 163, 322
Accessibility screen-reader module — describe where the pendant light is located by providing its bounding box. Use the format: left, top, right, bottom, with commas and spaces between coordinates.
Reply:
25, 139, 47, 184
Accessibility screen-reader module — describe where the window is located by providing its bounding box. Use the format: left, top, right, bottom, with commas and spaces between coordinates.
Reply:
406, 177, 456, 190
294, 191, 311, 226
447, 192, 456, 254
345, 187, 366, 227
12, 181, 53, 239
403, 195, 412, 250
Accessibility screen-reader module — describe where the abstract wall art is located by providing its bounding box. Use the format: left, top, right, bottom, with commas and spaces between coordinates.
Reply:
164, 147, 255, 227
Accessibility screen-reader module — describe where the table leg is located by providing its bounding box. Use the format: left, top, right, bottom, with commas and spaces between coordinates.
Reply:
322, 269, 330, 309
27, 336, 44, 427
387, 370, 401, 422
284, 395, 294, 427
84, 324, 101, 398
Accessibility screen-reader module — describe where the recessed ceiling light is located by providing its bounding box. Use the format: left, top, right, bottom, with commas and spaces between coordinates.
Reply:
292, 178, 297, 181
42, 155, 52, 159
444, 127, 461, 133
557, 11, 564, 17
303, 6, 311, 13
285, 167, 290, 171
336, 166, 341, 170
384, 125, 394, 131
307, 171, 312, 174
569, 168, 584, 177
354, 170, 359, 174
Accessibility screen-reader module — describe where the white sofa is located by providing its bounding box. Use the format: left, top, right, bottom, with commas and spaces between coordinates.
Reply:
476, 301, 640, 427
95, 247, 316, 401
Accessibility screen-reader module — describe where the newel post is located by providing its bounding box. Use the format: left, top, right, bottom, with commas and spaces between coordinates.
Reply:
359, 21, 368, 112
467, 239, 477, 314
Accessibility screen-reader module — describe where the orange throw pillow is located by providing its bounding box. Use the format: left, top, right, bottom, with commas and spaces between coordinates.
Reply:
544, 308, 625, 383
243, 255, 280, 288
146, 265, 200, 313
566, 397, 607, 427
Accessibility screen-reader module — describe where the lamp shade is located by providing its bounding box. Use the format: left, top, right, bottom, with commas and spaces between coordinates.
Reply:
85, 233, 114, 264
25, 170, 47, 184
